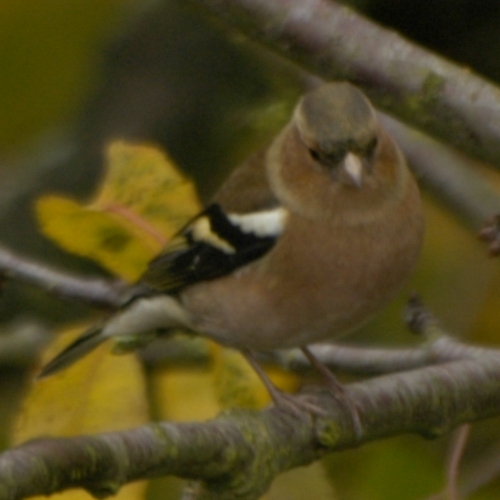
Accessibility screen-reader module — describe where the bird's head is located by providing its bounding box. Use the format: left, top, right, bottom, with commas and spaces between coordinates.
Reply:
294, 82, 379, 188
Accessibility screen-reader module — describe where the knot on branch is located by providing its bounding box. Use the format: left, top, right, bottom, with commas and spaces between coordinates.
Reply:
478, 214, 500, 256
404, 292, 439, 336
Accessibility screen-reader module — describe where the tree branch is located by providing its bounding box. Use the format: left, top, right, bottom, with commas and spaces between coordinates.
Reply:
249, 293, 500, 377
194, 0, 500, 168
269, 336, 500, 377
378, 113, 500, 229
1, 354, 500, 500
0, 243, 124, 309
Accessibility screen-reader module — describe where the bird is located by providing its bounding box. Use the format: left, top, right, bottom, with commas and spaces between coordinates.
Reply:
39, 82, 424, 428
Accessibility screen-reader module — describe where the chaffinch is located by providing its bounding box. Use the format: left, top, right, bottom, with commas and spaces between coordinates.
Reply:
40, 82, 424, 422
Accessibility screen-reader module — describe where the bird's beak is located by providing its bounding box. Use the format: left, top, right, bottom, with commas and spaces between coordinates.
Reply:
341, 152, 364, 188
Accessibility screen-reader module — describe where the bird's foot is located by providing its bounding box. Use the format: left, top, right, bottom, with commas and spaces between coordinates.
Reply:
243, 348, 361, 435
242, 349, 326, 418
325, 380, 363, 440
266, 383, 328, 419
301, 346, 363, 439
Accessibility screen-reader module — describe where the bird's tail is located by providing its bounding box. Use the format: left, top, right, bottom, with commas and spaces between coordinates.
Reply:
37, 325, 107, 378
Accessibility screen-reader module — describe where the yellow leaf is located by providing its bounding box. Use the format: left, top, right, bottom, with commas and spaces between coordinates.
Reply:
150, 339, 300, 420
152, 366, 220, 422
35, 141, 202, 281
13, 324, 150, 499
210, 344, 300, 410
96, 141, 201, 239
36, 196, 158, 281
14, 324, 149, 439
263, 462, 338, 500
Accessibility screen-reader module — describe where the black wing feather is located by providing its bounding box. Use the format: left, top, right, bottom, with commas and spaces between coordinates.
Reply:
141, 204, 278, 293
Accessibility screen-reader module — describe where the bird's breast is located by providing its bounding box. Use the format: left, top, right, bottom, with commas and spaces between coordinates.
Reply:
180, 187, 423, 350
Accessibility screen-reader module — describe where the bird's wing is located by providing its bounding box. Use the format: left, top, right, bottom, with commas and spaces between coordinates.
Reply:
141, 148, 287, 294
140, 202, 288, 293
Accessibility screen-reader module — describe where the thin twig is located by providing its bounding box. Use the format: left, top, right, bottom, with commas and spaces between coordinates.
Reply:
0, 243, 124, 308
445, 424, 471, 500
267, 295, 500, 376
266, 336, 500, 377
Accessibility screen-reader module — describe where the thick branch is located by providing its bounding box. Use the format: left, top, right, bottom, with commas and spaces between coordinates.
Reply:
1, 356, 500, 500
195, 0, 500, 167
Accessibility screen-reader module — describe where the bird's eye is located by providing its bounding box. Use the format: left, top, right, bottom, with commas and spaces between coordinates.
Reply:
309, 148, 321, 161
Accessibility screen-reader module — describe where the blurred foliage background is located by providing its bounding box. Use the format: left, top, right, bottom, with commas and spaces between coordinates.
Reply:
1, 0, 500, 499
